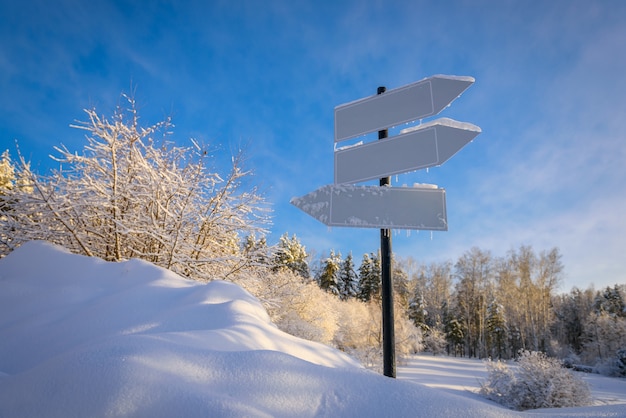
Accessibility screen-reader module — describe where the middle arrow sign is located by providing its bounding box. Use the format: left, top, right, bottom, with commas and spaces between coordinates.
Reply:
334, 118, 481, 185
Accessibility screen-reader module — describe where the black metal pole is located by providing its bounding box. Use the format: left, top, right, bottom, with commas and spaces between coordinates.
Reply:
377, 86, 396, 378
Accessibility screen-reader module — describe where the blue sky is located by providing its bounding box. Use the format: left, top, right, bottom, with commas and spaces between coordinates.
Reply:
1, 0, 625, 291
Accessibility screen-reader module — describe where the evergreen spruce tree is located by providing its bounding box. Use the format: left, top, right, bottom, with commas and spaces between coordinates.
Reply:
338, 252, 358, 300
318, 250, 341, 296
392, 260, 410, 308
357, 253, 372, 302
443, 305, 465, 357
486, 298, 508, 359
408, 292, 429, 332
358, 252, 381, 302
594, 285, 626, 318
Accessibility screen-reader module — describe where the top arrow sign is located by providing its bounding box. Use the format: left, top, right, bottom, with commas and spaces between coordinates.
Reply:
334, 75, 474, 142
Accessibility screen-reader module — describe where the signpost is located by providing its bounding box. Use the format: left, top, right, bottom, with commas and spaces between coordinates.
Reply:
291, 74, 479, 379
377, 86, 395, 379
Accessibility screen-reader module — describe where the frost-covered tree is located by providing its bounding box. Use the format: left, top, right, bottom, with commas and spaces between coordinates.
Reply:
407, 260, 452, 332
486, 298, 508, 359
394, 300, 424, 356
0, 95, 269, 279
581, 310, 626, 365
577, 285, 626, 371
551, 286, 595, 355
271, 233, 309, 278
423, 328, 447, 355
392, 259, 410, 308
357, 253, 372, 302
0, 150, 15, 219
407, 269, 430, 333
503, 246, 562, 353
338, 252, 358, 300
1, 150, 33, 252
594, 285, 626, 318
317, 250, 342, 296
0, 150, 15, 194
242, 234, 270, 272
0, 150, 33, 209
454, 247, 492, 358
444, 313, 465, 357
358, 252, 381, 303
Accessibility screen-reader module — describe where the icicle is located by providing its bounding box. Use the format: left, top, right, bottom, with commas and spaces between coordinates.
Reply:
426, 167, 429, 174
430, 231, 433, 240
395, 174, 399, 183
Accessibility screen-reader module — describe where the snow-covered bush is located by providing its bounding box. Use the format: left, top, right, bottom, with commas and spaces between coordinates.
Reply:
235, 267, 423, 371
423, 329, 446, 355
332, 298, 373, 351
561, 350, 581, 370
595, 348, 626, 377
1, 96, 269, 279
239, 269, 339, 345
480, 359, 515, 403
480, 350, 592, 410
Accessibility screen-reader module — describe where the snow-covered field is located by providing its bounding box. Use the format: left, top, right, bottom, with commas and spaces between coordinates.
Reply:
1, 241, 625, 417
398, 354, 626, 409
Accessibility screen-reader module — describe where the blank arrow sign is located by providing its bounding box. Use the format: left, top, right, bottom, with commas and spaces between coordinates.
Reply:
334, 118, 481, 184
290, 184, 447, 230
334, 75, 474, 142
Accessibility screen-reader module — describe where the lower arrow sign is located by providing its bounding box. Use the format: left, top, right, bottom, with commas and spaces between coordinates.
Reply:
290, 184, 447, 230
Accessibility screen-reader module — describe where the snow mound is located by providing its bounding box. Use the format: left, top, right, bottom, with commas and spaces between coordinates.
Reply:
1, 241, 608, 417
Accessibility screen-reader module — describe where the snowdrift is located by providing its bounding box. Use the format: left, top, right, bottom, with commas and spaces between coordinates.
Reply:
0, 241, 622, 417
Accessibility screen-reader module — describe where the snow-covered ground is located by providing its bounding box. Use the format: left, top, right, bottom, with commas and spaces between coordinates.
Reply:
398, 354, 626, 410
1, 241, 625, 417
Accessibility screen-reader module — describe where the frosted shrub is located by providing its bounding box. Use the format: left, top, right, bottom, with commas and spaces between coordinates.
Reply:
332, 298, 371, 351
423, 329, 446, 355
238, 270, 339, 345
238, 268, 423, 371
596, 348, 626, 377
480, 359, 514, 403
480, 351, 592, 410
1, 97, 269, 277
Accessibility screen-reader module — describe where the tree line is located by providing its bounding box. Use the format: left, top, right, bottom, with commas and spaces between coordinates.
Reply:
257, 233, 626, 374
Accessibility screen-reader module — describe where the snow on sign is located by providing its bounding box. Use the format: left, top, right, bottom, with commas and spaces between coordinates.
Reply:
290, 184, 447, 230
334, 75, 474, 142
334, 118, 481, 184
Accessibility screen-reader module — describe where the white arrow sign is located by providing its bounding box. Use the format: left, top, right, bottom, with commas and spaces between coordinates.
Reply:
290, 184, 447, 230
334, 118, 481, 184
334, 75, 474, 142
